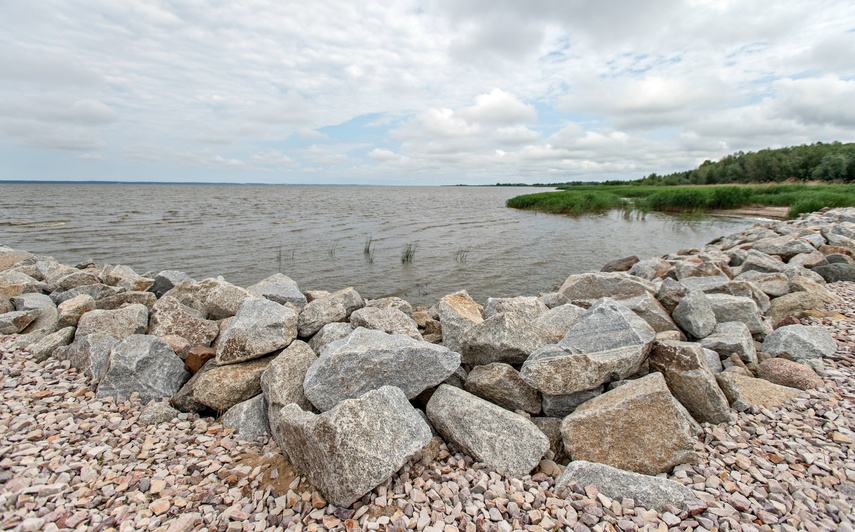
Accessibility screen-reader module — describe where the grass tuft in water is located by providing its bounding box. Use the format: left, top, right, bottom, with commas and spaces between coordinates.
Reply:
455, 248, 470, 263
401, 242, 416, 264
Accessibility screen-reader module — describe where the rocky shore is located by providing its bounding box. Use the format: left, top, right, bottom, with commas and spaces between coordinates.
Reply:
2, 208, 855, 531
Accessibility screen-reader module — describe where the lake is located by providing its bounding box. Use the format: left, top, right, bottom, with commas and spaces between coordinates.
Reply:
0, 184, 756, 306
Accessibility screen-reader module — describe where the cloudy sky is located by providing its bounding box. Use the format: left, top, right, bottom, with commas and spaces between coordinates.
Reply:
1, 0, 854, 185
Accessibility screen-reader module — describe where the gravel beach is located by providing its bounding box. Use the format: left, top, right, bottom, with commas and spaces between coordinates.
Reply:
2, 282, 854, 532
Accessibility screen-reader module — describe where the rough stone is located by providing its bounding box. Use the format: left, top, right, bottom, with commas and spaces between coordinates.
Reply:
618, 292, 682, 335
303, 327, 460, 411
555, 460, 701, 512
56, 294, 96, 328
733, 271, 790, 297
193, 356, 272, 413
436, 290, 483, 354
531, 303, 586, 342
627, 257, 672, 280
147, 270, 193, 298
94, 291, 158, 311
538, 292, 571, 308
297, 287, 364, 338
541, 387, 604, 417
247, 273, 308, 309
559, 272, 656, 305
483, 296, 548, 321
703, 348, 724, 373
739, 250, 787, 274
761, 324, 837, 362
757, 358, 823, 390
600, 255, 639, 272
50, 283, 120, 306
426, 384, 549, 477
54, 333, 119, 384
521, 298, 655, 395
0, 271, 45, 297
138, 400, 180, 425
52, 270, 101, 291
183, 346, 215, 373
700, 322, 758, 365
813, 263, 855, 283
260, 340, 318, 445
203, 278, 252, 320
97, 335, 190, 403
561, 372, 699, 475
460, 312, 552, 366
464, 363, 541, 414
752, 235, 816, 261
715, 372, 802, 411
705, 293, 766, 336
28, 326, 75, 362
530, 417, 570, 464
649, 340, 733, 424
0, 309, 39, 334
655, 278, 688, 313
671, 290, 716, 339
170, 360, 217, 414
349, 306, 422, 340
148, 295, 219, 347
221, 394, 270, 440
275, 386, 431, 507
75, 304, 149, 341
308, 322, 354, 355
365, 296, 413, 316
216, 298, 298, 364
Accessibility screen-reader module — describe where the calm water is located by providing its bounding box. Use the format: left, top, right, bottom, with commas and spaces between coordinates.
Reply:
0, 184, 755, 306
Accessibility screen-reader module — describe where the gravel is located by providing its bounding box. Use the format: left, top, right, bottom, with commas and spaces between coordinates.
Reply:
2, 283, 854, 532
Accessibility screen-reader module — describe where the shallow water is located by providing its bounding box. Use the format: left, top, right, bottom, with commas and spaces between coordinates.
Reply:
0, 184, 755, 306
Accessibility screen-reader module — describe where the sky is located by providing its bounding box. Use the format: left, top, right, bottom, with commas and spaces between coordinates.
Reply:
1, 1, 854, 185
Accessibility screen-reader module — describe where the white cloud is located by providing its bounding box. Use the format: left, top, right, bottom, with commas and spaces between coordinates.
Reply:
774, 76, 855, 127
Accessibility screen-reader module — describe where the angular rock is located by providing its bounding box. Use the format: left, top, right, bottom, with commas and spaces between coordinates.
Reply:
276, 386, 431, 507
699, 322, 757, 365
703, 348, 724, 373
761, 324, 837, 362
655, 278, 688, 313
148, 296, 219, 347
94, 291, 158, 311
260, 340, 318, 443
303, 328, 460, 411
460, 312, 552, 366
521, 298, 655, 395
57, 294, 96, 328
559, 272, 656, 305
308, 322, 354, 355
28, 326, 75, 362
464, 363, 541, 415
706, 280, 772, 315
193, 356, 272, 413
627, 258, 671, 281
530, 417, 570, 464
812, 263, 855, 283
170, 360, 217, 414
247, 273, 307, 309
555, 461, 701, 512
365, 296, 413, 316
204, 278, 252, 320
671, 290, 716, 339
788, 250, 828, 269
0, 271, 45, 297
538, 292, 571, 309
349, 306, 422, 340
600, 255, 639, 272
739, 250, 787, 274
50, 283, 120, 305
75, 304, 148, 341
216, 298, 298, 364
483, 296, 548, 321
757, 358, 823, 390
560, 372, 698, 475
138, 401, 180, 426
0, 310, 39, 334
52, 270, 100, 291
705, 293, 765, 336
54, 333, 119, 384
160, 335, 191, 361
297, 287, 364, 338
436, 290, 483, 354
715, 372, 802, 411
426, 385, 549, 477
733, 271, 790, 297
221, 394, 270, 440
618, 292, 682, 335
97, 335, 190, 403
147, 270, 193, 299
678, 275, 730, 293
752, 235, 816, 261
184, 346, 215, 372
532, 303, 586, 342
541, 386, 604, 418
649, 341, 733, 424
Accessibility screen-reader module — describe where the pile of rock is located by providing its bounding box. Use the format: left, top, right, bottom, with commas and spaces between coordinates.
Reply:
2, 207, 853, 510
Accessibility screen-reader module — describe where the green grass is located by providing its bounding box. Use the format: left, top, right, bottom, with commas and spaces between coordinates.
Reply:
401, 242, 416, 264
508, 183, 855, 218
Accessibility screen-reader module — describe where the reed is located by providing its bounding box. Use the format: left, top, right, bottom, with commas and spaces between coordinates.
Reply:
455, 248, 470, 263
401, 242, 416, 264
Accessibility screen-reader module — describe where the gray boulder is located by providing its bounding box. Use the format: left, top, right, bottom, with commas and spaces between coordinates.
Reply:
649, 341, 733, 424
538, 292, 571, 309
147, 270, 193, 299
739, 250, 787, 274
464, 363, 541, 415
437, 291, 483, 354
308, 322, 354, 355
221, 394, 270, 440
261, 341, 318, 446
0, 310, 39, 334
520, 298, 655, 395
303, 328, 460, 412
247, 273, 308, 309
559, 272, 656, 305
671, 290, 716, 339
57, 294, 96, 328
561, 372, 698, 475
752, 236, 816, 261
274, 386, 431, 507
703, 348, 724, 373
349, 306, 422, 340
618, 292, 681, 335
426, 385, 549, 477
216, 298, 298, 364
53, 270, 100, 291
483, 296, 548, 321
297, 287, 364, 338
148, 296, 219, 347
530, 417, 570, 464
555, 461, 701, 512
138, 401, 180, 426
460, 312, 552, 366
541, 387, 604, 418
365, 296, 413, 316
51, 283, 120, 305
95, 291, 158, 311
655, 278, 688, 313
28, 326, 75, 362
761, 325, 837, 363
705, 281, 771, 315
193, 356, 272, 413
532, 303, 586, 342
0, 271, 45, 297
627, 258, 671, 281
11, 293, 59, 346
203, 278, 253, 320
706, 293, 766, 336
812, 263, 855, 283
75, 304, 148, 341
54, 333, 119, 385
97, 335, 190, 403
699, 322, 757, 365
732, 271, 790, 297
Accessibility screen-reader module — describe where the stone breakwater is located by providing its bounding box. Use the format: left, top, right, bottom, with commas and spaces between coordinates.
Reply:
0, 208, 854, 531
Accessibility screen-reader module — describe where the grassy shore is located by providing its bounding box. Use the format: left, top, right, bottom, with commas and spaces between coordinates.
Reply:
506, 183, 855, 218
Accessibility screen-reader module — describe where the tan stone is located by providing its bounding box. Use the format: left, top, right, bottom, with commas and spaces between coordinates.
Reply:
715, 372, 802, 411
757, 358, 822, 390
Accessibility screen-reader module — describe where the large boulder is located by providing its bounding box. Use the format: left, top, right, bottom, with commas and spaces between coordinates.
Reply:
216, 298, 298, 364
97, 335, 190, 403
203, 278, 253, 320
699, 322, 757, 365
221, 394, 270, 440
308, 322, 354, 355
303, 328, 460, 412
260, 341, 318, 446
297, 287, 364, 338
483, 296, 548, 321
0, 271, 44, 297
531, 303, 586, 342
426, 385, 549, 477
739, 250, 787, 274
28, 326, 75, 362
170, 360, 217, 414
349, 307, 422, 340
0, 310, 39, 334
274, 386, 431, 507
247, 273, 307, 309
147, 270, 193, 299
600, 255, 639, 273
75, 304, 148, 341
193, 356, 272, 413
57, 294, 96, 328
520, 298, 655, 395
560, 372, 698, 475
365, 296, 413, 316
559, 273, 656, 306
459, 312, 552, 366
705, 293, 766, 337
649, 341, 733, 424
148, 296, 219, 347
655, 278, 688, 313
671, 290, 716, 340
812, 263, 855, 283
464, 363, 541, 415
555, 461, 701, 512
733, 270, 790, 298
715, 373, 802, 411
757, 358, 823, 390
436, 290, 483, 353
618, 292, 681, 335
761, 325, 837, 363
54, 333, 119, 385
51, 283, 120, 305
95, 291, 158, 311
541, 387, 604, 418
752, 236, 816, 261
